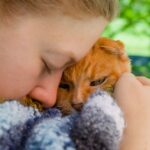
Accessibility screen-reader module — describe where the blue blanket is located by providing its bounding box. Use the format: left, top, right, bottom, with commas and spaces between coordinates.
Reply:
0, 91, 125, 150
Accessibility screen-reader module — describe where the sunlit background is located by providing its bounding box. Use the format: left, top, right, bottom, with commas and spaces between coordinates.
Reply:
103, 0, 150, 77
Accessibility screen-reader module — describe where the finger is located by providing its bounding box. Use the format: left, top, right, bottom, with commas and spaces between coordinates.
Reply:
116, 73, 142, 87
136, 76, 150, 86
113, 73, 143, 102
113, 73, 141, 96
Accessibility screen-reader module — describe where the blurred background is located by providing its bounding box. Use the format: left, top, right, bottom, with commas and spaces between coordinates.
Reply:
102, 0, 150, 77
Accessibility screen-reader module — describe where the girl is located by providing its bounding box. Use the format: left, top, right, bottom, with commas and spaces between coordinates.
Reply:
0, 1, 150, 149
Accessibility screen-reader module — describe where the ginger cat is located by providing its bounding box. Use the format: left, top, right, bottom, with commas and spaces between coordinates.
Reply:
0, 38, 131, 114
56, 37, 131, 115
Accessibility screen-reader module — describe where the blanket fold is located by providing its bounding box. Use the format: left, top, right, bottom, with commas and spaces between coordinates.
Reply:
0, 91, 124, 150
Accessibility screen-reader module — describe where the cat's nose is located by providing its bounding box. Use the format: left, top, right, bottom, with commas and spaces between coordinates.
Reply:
71, 102, 83, 111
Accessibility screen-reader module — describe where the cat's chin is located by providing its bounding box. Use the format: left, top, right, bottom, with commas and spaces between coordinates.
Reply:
71, 108, 78, 114
62, 108, 78, 116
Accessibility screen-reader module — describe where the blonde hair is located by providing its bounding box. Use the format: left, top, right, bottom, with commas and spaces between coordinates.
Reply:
0, 0, 118, 21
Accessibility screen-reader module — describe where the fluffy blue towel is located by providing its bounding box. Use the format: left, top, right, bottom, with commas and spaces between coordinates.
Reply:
0, 91, 125, 150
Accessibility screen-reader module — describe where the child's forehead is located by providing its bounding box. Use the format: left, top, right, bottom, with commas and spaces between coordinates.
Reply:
43, 16, 107, 55
0, 0, 118, 23
1, 14, 106, 55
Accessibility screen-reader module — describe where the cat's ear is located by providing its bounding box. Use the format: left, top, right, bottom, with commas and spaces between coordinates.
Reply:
97, 37, 125, 55
112, 40, 128, 61
96, 37, 128, 60
115, 40, 125, 51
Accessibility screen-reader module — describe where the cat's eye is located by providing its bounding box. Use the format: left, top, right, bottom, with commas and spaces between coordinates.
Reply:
59, 83, 70, 90
90, 77, 107, 86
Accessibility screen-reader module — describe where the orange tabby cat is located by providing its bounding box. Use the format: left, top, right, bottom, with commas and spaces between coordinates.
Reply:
0, 38, 131, 113
56, 37, 131, 115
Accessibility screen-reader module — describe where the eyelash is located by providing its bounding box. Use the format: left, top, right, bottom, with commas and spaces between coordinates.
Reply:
90, 77, 107, 86
59, 83, 70, 91
42, 59, 52, 74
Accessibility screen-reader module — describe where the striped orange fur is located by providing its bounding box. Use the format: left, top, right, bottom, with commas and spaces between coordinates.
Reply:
56, 37, 131, 115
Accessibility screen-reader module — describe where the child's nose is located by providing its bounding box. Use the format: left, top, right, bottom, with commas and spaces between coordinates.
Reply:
28, 70, 63, 108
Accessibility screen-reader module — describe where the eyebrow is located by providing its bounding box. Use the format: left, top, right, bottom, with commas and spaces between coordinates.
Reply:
43, 49, 76, 69
62, 57, 76, 69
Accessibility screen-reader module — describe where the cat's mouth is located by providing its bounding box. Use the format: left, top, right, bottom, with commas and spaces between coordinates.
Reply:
55, 105, 78, 116
71, 103, 83, 112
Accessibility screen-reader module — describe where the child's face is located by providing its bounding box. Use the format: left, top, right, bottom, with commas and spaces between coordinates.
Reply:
0, 14, 107, 107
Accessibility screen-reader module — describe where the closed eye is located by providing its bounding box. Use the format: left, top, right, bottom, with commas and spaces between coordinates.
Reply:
59, 83, 70, 90
90, 77, 107, 86
41, 58, 53, 74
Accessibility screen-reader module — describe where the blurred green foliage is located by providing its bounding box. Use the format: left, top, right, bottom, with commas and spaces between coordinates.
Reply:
103, 0, 150, 77
132, 65, 150, 78
130, 56, 150, 77
103, 0, 150, 55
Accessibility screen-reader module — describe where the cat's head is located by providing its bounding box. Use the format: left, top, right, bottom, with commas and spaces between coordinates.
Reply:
56, 37, 131, 115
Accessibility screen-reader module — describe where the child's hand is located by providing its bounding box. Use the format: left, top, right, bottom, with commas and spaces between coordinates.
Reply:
113, 73, 150, 150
